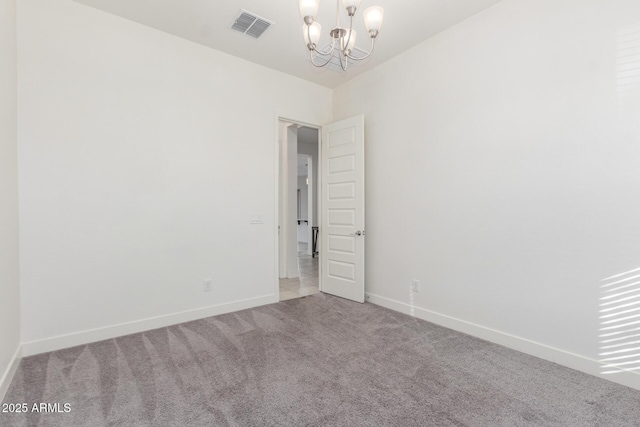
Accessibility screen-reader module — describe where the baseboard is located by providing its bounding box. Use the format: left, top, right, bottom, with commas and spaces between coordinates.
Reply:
22, 294, 278, 357
0, 345, 22, 403
287, 269, 300, 279
366, 292, 640, 391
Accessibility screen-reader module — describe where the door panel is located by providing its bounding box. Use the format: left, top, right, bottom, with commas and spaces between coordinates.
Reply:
321, 115, 365, 303
327, 235, 356, 254
328, 154, 356, 175
328, 209, 356, 226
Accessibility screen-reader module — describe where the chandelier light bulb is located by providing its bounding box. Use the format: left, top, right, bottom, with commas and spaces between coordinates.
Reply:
299, 0, 320, 20
342, 0, 362, 16
343, 29, 357, 53
342, 0, 362, 7
303, 22, 322, 48
364, 6, 384, 37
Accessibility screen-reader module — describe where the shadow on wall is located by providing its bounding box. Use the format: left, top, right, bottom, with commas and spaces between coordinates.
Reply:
599, 267, 640, 375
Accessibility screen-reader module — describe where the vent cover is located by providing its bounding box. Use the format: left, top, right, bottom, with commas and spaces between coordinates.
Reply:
319, 45, 369, 73
231, 10, 273, 39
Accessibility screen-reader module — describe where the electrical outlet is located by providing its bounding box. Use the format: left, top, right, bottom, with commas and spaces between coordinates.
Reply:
411, 279, 420, 292
203, 280, 212, 292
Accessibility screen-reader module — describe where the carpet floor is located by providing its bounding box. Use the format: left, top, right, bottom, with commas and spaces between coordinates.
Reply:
2, 293, 640, 426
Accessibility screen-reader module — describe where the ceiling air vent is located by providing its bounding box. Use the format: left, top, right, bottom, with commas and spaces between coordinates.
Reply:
231, 10, 273, 39
320, 45, 369, 73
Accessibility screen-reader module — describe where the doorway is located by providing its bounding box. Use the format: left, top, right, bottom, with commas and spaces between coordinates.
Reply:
278, 122, 320, 301
276, 114, 366, 304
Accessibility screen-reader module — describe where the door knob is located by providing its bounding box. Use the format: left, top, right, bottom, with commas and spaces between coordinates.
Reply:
350, 230, 362, 236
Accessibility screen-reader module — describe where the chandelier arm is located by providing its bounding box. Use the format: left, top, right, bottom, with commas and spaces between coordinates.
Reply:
311, 45, 334, 57
337, 51, 348, 71
346, 37, 376, 61
309, 49, 333, 68
306, 24, 336, 57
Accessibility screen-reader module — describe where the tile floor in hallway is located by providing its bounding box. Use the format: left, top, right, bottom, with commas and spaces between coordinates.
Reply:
279, 242, 319, 301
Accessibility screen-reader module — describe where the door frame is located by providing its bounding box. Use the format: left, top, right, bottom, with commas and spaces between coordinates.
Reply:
274, 115, 323, 302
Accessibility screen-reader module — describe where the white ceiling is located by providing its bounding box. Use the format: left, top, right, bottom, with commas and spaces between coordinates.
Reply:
74, 0, 502, 89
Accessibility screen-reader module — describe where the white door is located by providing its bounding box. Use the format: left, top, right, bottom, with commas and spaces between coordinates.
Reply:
321, 115, 365, 303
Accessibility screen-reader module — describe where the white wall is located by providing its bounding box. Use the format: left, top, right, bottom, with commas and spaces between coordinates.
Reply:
17, 0, 332, 352
334, 0, 640, 386
0, 0, 21, 399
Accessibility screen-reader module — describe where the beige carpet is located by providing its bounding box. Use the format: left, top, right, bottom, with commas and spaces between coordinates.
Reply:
2, 293, 640, 426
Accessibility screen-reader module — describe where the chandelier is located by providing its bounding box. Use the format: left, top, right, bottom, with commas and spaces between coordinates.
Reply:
299, 0, 384, 71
